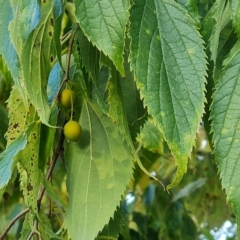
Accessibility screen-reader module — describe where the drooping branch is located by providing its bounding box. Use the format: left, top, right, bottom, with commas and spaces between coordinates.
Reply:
0, 208, 29, 240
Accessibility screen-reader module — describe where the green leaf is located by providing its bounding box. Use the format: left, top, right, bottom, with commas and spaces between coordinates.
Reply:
211, 48, 240, 237
65, 100, 133, 240
39, 105, 58, 170
74, 0, 130, 75
0, 0, 27, 102
53, 0, 64, 66
21, 0, 56, 125
75, 27, 100, 83
0, 122, 35, 195
106, 66, 162, 188
18, 121, 43, 216
9, 0, 40, 55
129, 0, 207, 189
230, 0, 240, 39
20, 213, 32, 240
120, 39, 146, 139
6, 86, 31, 146
43, 179, 67, 210
201, 0, 230, 65
175, 0, 201, 26
136, 118, 163, 153
97, 207, 124, 239
38, 210, 62, 239
0, 105, 8, 151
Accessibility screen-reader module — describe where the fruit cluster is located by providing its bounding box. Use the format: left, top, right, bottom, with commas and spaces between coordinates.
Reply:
60, 88, 82, 142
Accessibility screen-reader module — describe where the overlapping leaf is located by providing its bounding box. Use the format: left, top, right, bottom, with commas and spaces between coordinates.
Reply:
230, 0, 240, 39
0, 122, 35, 197
211, 48, 240, 234
21, 0, 57, 124
129, 0, 207, 189
201, 0, 231, 65
136, 118, 163, 153
74, 0, 129, 75
65, 100, 133, 240
0, 0, 26, 101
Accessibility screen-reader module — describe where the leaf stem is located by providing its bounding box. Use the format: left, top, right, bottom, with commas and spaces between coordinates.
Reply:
0, 208, 29, 240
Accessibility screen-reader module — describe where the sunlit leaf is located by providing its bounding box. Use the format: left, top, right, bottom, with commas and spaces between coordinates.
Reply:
74, 0, 129, 75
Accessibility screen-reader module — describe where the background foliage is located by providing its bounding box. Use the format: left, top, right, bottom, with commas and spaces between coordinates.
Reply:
0, 0, 239, 239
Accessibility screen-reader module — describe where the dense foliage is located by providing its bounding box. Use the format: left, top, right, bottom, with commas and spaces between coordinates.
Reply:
0, 0, 239, 239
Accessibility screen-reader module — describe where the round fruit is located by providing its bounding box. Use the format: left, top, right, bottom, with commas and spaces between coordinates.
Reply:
60, 89, 76, 108
64, 121, 82, 142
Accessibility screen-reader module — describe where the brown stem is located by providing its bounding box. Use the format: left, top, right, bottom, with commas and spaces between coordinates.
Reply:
0, 208, 29, 240
55, 30, 77, 100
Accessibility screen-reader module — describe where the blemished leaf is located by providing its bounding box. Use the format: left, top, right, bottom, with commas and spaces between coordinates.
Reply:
0, 122, 36, 196
211, 48, 240, 236
21, 0, 56, 125
230, 0, 240, 39
65, 100, 133, 240
136, 118, 164, 153
9, 0, 40, 55
74, 0, 129, 75
6, 86, 30, 146
18, 121, 43, 217
0, 0, 27, 102
129, 0, 207, 189
0, 105, 8, 151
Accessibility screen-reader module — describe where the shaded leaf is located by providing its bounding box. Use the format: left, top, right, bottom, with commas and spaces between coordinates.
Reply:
97, 206, 125, 239
43, 179, 67, 210
230, 0, 240, 39
172, 178, 206, 202
201, 0, 230, 65
65, 100, 133, 240
211, 48, 240, 236
136, 118, 163, 153
75, 27, 100, 83
129, 0, 207, 189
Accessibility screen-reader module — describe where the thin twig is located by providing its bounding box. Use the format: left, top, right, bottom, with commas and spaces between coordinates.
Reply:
55, 30, 77, 100
0, 208, 29, 240
27, 129, 65, 239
